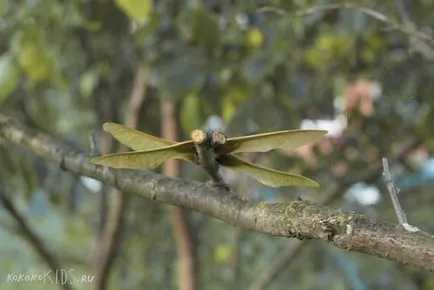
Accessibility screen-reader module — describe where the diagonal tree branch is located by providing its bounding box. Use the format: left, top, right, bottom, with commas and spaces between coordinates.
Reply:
0, 192, 73, 290
0, 114, 433, 271
250, 240, 306, 290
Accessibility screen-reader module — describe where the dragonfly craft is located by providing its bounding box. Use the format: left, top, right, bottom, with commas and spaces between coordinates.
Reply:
91, 123, 327, 187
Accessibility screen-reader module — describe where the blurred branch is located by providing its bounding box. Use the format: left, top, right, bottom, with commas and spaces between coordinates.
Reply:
258, 3, 434, 48
0, 191, 73, 290
394, 0, 434, 60
161, 97, 197, 290
382, 158, 420, 232
1, 115, 433, 272
396, 0, 412, 23
250, 240, 306, 290
382, 158, 407, 225
228, 228, 243, 290
17, 95, 49, 134
92, 64, 149, 290
250, 140, 421, 290
89, 132, 100, 157
228, 153, 260, 290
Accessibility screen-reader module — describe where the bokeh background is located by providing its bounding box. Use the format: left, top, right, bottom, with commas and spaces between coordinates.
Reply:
0, 0, 433, 289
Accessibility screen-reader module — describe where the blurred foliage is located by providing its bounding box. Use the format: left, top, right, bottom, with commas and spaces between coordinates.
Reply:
0, 0, 433, 289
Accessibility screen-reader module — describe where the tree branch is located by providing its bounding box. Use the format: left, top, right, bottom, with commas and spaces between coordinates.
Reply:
0, 114, 433, 271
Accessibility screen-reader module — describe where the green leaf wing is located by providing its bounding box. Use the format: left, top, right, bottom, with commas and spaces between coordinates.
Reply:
91, 141, 195, 169
218, 130, 327, 154
218, 155, 319, 187
103, 122, 176, 150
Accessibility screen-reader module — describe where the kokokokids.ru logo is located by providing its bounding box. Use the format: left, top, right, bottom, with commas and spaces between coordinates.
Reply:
6, 268, 94, 285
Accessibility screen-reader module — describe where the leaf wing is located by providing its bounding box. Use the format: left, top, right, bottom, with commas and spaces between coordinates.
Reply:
102, 122, 194, 163
218, 130, 327, 154
103, 122, 176, 150
91, 141, 195, 169
218, 155, 319, 187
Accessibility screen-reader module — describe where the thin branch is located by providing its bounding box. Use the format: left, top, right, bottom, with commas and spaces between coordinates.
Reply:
0, 114, 433, 272
394, 0, 434, 60
382, 158, 407, 224
396, 0, 412, 23
92, 65, 149, 290
228, 228, 243, 290
250, 240, 306, 290
382, 158, 420, 232
89, 131, 100, 157
257, 3, 433, 45
0, 192, 74, 290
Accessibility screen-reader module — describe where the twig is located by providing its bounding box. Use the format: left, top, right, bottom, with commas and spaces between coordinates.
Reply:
228, 228, 243, 290
394, 0, 434, 60
0, 192, 74, 290
396, 0, 412, 23
89, 131, 100, 157
250, 240, 306, 290
257, 3, 433, 45
382, 158, 420, 232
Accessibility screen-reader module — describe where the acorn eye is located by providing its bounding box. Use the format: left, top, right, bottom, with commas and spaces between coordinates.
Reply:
212, 131, 227, 145
191, 129, 206, 145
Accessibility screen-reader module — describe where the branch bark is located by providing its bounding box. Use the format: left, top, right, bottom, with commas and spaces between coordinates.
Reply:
1, 114, 433, 272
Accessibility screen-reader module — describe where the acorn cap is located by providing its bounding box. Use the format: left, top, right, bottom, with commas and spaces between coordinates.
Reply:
191, 129, 206, 145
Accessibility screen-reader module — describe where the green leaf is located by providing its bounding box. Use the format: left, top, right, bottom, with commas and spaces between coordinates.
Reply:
17, 40, 52, 82
79, 70, 99, 98
115, 0, 152, 23
246, 28, 264, 47
214, 244, 231, 264
221, 85, 249, 123
0, 53, 21, 102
